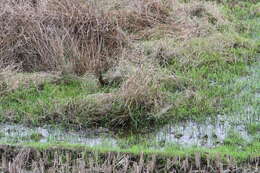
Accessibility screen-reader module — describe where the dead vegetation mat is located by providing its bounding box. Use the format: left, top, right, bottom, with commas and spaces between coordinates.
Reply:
0, 145, 259, 173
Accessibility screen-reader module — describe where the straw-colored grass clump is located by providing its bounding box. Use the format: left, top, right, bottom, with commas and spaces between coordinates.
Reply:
0, 0, 126, 77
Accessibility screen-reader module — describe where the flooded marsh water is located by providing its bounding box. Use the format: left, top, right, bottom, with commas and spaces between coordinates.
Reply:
0, 124, 117, 147
0, 114, 258, 149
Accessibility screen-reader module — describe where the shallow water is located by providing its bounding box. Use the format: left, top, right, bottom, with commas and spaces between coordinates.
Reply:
154, 115, 252, 147
0, 124, 117, 147
0, 114, 257, 148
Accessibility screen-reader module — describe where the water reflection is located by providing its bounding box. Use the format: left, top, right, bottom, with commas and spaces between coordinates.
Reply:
154, 115, 252, 147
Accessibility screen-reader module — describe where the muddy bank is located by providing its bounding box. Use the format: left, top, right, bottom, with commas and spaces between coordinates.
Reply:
0, 145, 259, 173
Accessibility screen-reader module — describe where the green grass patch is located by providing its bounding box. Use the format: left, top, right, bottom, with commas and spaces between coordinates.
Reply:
0, 75, 100, 126
247, 123, 260, 135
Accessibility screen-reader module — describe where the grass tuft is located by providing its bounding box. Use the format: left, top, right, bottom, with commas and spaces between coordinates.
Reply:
0, 0, 126, 79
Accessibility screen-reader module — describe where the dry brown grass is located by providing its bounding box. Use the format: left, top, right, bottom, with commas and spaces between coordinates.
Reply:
172, 32, 254, 68
1, 145, 259, 173
0, 0, 126, 78
0, 61, 18, 93
0, 0, 228, 78
119, 63, 164, 112
167, 0, 228, 40
1, 72, 60, 94
139, 31, 254, 69
106, 0, 228, 40
110, 0, 171, 33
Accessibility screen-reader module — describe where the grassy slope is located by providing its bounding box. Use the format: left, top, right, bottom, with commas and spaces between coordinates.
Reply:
164, 2, 259, 121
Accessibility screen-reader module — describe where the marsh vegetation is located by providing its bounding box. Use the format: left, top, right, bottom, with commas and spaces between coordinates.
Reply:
0, 0, 259, 172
